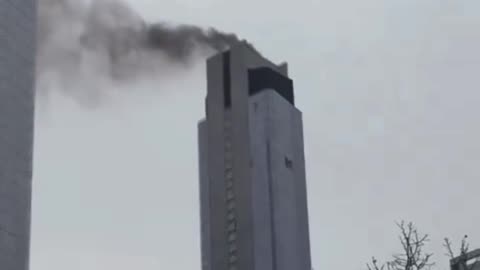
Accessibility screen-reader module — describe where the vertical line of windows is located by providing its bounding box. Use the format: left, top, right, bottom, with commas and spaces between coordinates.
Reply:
224, 112, 237, 270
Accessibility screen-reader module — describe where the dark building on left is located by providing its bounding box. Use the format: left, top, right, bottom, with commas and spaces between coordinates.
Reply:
0, 0, 37, 269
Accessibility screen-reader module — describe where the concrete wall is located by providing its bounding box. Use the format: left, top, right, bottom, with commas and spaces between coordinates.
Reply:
249, 90, 311, 270
198, 120, 211, 270
248, 92, 275, 270
0, 0, 36, 269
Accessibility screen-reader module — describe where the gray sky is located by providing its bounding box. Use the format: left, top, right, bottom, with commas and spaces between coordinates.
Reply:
32, 0, 480, 269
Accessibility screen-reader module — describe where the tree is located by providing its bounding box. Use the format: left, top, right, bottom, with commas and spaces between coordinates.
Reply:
444, 235, 476, 270
444, 235, 469, 260
367, 221, 472, 270
367, 221, 434, 270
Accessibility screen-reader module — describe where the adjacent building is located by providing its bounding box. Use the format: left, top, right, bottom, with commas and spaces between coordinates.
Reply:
0, 0, 37, 269
451, 249, 480, 270
198, 42, 312, 270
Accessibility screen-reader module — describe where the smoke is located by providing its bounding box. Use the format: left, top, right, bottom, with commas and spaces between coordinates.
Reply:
37, 0, 244, 104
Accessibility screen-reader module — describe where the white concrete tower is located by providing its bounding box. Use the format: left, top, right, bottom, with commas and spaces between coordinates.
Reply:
198, 42, 311, 270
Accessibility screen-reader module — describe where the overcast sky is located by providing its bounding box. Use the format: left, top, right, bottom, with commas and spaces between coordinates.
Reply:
32, 0, 480, 269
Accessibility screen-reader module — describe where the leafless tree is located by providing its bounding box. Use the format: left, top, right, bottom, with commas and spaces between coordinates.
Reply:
367, 222, 475, 270
444, 235, 474, 270
367, 221, 434, 270
367, 257, 391, 270
444, 235, 470, 259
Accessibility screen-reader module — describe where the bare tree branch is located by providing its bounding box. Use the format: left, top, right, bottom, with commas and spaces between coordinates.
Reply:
444, 238, 455, 259
368, 257, 385, 270
367, 221, 434, 270
447, 235, 474, 270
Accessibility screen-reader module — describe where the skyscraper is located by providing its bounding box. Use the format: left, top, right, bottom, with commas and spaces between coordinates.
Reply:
0, 0, 37, 269
198, 42, 311, 270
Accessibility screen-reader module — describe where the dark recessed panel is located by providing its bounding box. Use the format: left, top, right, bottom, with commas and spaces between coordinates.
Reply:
223, 51, 231, 108
248, 67, 294, 105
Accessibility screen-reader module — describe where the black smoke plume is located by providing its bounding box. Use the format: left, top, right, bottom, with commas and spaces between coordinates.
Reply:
37, 0, 246, 104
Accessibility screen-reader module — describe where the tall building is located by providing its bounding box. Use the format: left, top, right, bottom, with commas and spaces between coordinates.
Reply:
0, 0, 37, 269
198, 42, 311, 270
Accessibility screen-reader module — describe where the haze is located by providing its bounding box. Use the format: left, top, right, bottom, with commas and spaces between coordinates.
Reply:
32, 0, 480, 269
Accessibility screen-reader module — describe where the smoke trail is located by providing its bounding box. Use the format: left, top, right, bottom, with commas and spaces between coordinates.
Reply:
37, 0, 246, 104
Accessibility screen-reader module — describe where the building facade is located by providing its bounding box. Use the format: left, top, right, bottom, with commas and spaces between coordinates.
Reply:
198, 43, 311, 270
451, 249, 480, 270
0, 0, 37, 269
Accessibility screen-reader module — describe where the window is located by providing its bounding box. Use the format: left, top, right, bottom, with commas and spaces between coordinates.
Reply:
228, 232, 237, 242
227, 221, 236, 232
227, 211, 236, 221
229, 254, 238, 263
225, 170, 233, 180
226, 194, 233, 204
227, 200, 235, 210
226, 190, 234, 200
225, 151, 233, 161
229, 243, 237, 253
